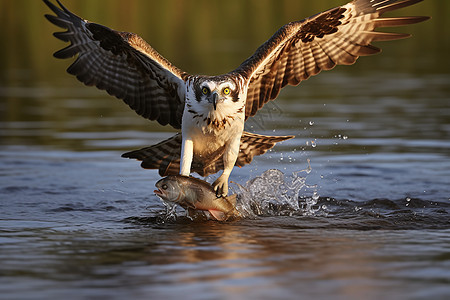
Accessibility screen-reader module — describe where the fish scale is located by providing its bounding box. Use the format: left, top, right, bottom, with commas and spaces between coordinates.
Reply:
154, 175, 240, 221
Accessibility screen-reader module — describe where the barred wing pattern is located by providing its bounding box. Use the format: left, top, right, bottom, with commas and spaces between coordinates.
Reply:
236, 0, 429, 119
44, 0, 188, 129
44, 0, 428, 178
122, 132, 293, 177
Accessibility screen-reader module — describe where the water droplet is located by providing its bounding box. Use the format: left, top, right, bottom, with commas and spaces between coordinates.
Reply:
312, 191, 319, 201
311, 140, 317, 148
309, 121, 314, 126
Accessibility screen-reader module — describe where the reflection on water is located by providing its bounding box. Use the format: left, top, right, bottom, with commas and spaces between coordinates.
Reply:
1, 147, 449, 299
1, 198, 449, 299
1, 1, 450, 299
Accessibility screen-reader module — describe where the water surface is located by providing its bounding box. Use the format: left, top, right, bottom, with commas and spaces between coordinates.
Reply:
1, 1, 449, 299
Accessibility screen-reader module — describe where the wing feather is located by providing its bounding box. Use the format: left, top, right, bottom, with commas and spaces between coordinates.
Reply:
234, 0, 429, 120
44, 0, 188, 129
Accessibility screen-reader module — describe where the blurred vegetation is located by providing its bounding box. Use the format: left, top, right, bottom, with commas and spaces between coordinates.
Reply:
0, 0, 447, 83
0, 0, 448, 149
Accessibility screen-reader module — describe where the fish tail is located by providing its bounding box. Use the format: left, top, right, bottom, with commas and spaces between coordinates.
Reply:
225, 194, 238, 206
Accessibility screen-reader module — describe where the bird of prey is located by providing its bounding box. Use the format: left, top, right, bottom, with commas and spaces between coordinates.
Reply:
44, 0, 428, 196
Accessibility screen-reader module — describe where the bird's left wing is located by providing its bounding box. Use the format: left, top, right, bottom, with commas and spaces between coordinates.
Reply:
233, 0, 429, 119
44, 0, 188, 129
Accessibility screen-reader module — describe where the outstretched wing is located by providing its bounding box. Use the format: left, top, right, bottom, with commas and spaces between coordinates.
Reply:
44, 0, 188, 129
234, 0, 429, 119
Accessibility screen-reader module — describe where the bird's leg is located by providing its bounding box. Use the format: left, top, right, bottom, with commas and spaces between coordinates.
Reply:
180, 137, 193, 176
213, 135, 240, 197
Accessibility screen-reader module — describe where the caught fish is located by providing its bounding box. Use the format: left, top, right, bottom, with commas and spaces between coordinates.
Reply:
154, 175, 240, 221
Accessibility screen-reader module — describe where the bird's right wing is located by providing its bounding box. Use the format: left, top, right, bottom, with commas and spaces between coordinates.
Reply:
234, 0, 429, 120
44, 0, 188, 129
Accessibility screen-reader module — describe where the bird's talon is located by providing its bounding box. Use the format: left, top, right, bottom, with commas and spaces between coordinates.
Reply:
213, 176, 229, 197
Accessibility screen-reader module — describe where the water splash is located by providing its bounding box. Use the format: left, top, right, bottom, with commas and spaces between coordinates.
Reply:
161, 200, 178, 220
232, 162, 321, 218
152, 162, 321, 221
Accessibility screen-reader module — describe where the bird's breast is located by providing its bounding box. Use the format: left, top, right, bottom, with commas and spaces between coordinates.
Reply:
184, 116, 243, 156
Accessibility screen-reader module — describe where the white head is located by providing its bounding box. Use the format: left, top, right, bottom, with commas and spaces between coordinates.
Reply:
194, 76, 240, 108
185, 75, 246, 123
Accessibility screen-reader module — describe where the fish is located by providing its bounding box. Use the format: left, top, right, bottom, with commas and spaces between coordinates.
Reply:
154, 175, 240, 221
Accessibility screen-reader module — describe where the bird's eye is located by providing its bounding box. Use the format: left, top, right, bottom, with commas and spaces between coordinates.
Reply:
162, 184, 168, 190
223, 87, 231, 95
202, 87, 209, 95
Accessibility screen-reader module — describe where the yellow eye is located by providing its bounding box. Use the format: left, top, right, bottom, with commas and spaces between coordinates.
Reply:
223, 87, 231, 95
202, 87, 209, 95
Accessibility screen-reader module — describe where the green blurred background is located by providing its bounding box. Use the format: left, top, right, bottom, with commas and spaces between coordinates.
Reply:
0, 0, 448, 149
1, 0, 448, 80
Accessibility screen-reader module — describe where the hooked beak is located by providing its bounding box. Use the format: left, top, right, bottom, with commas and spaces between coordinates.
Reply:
212, 92, 219, 110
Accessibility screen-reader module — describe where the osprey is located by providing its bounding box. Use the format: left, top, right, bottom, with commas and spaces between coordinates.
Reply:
44, 0, 428, 196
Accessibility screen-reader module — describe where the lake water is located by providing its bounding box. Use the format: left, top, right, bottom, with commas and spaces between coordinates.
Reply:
1, 1, 449, 299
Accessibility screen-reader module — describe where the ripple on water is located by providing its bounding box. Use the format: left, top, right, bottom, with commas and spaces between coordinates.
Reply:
127, 169, 450, 230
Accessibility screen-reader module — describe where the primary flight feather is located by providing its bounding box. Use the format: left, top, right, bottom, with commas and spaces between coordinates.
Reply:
44, 0, 429, 196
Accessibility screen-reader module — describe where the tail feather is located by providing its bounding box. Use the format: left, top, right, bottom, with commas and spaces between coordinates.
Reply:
121, 133, 182, 176
236, 132, 294, 167
122, 131, 294, 176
